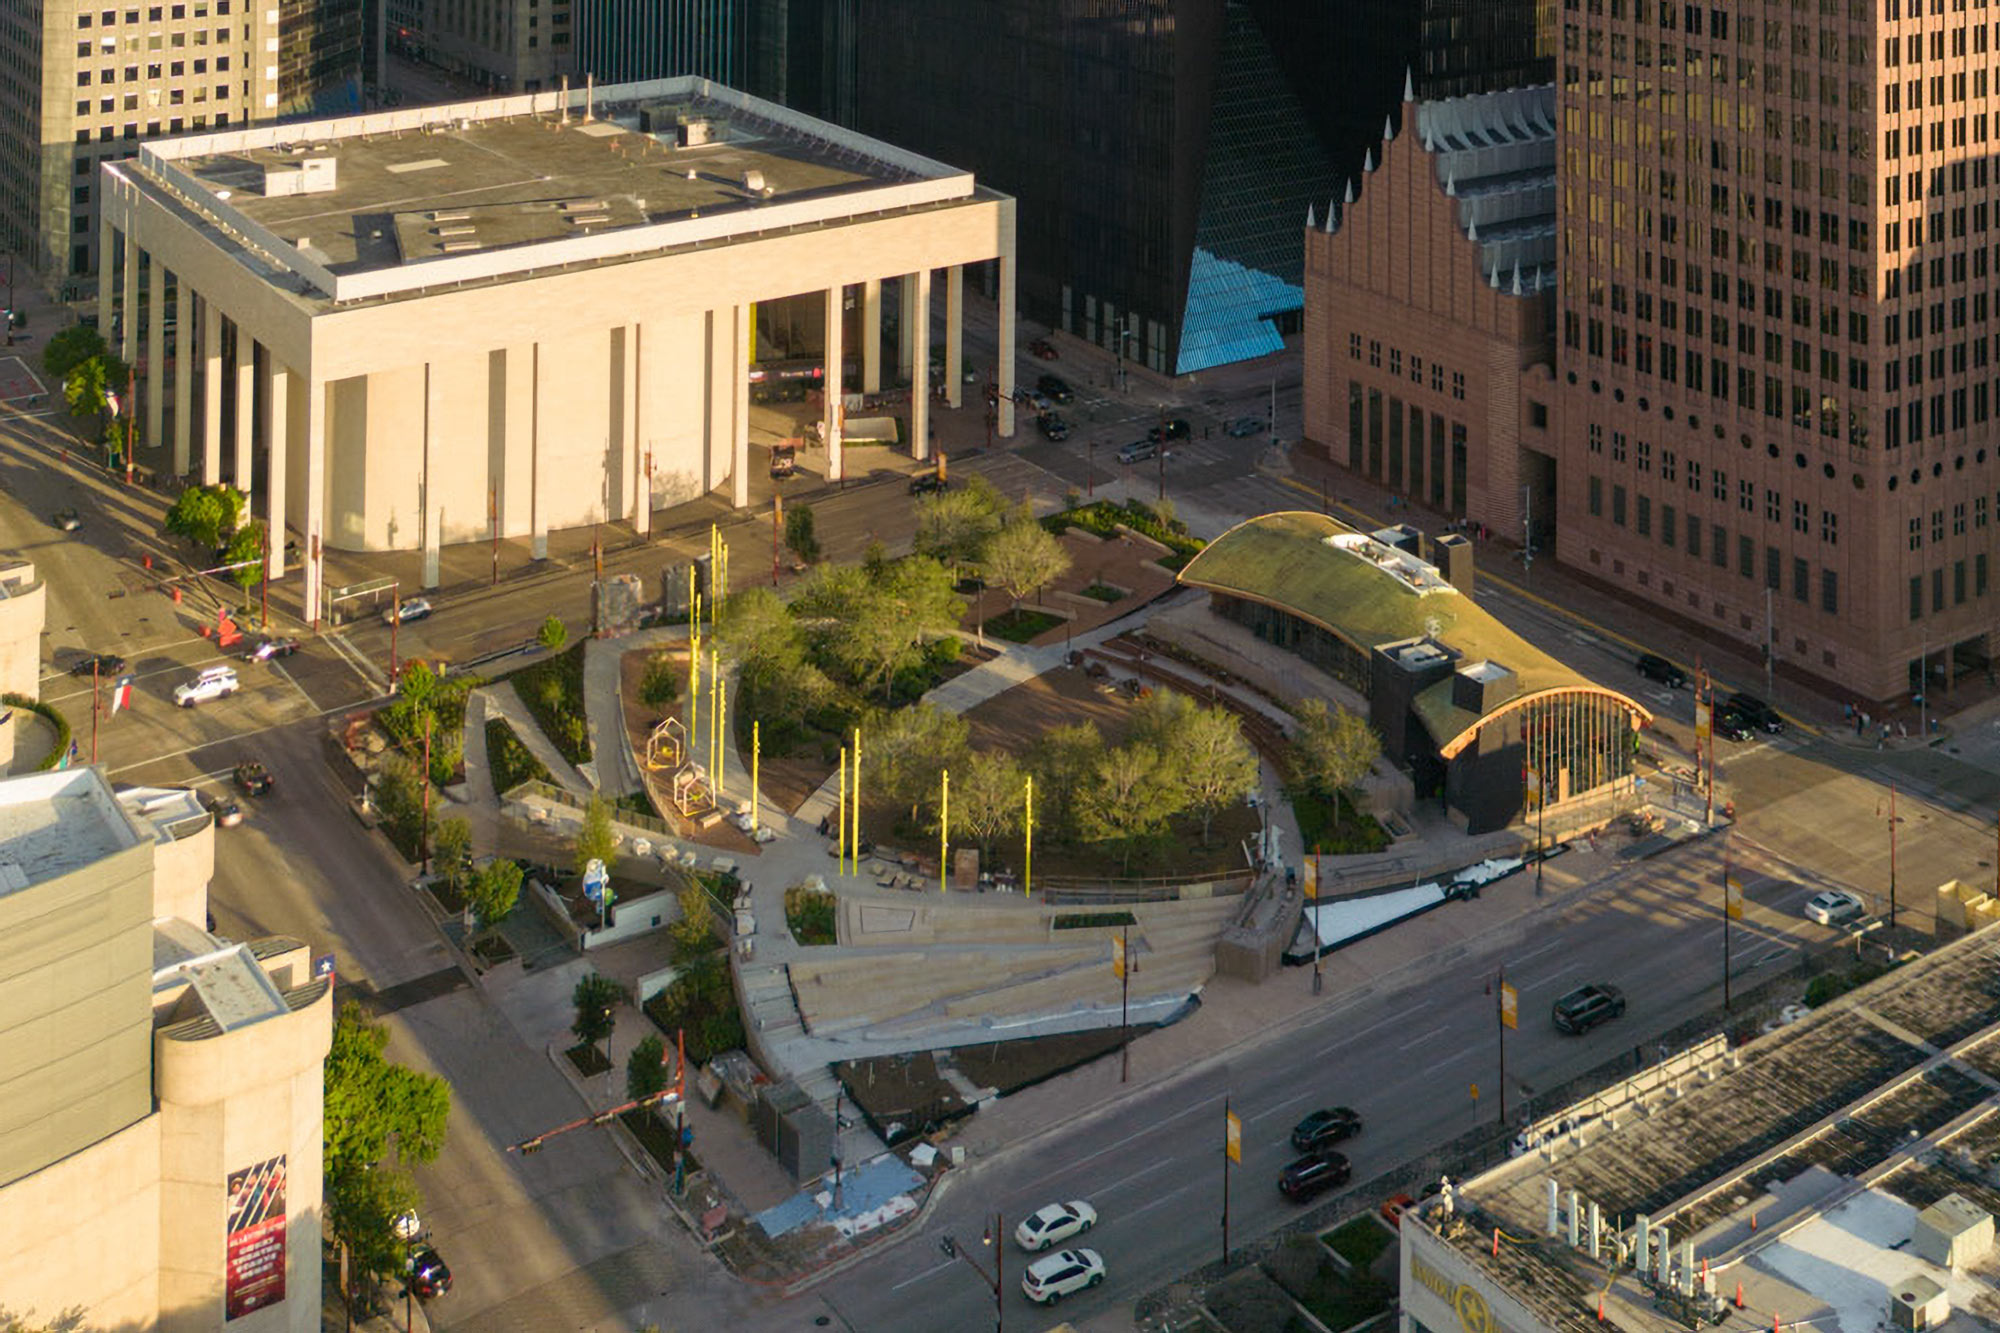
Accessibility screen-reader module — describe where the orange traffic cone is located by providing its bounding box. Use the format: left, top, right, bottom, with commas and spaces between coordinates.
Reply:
1735, 1281, 1744, 1309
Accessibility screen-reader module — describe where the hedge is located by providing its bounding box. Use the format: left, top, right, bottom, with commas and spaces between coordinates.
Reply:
3, 693, 72, 770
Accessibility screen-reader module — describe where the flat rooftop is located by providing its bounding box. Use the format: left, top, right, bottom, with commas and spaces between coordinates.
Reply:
1419, 925, 2000, 1333
122, 77, 986, 304
0, 769, 143, 895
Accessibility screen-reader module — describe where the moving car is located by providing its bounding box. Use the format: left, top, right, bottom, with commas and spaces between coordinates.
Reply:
1279, 1151, 1352, 1202
233, 761, 274, 796
1147, 418, 1191, 443
69, 652, 126, 677
1014, 1200, 1097, 1252
1020, 1248, 1104, 1305
203, 794, 244, 828
52, 508, 81, 532
1714, 708, 1755, 742
173, 665, 239, 708
1023, 389, 1053, 413
1036, 412, 1070, 441
1224, 416, 1265, 438
1036, 373, 1074, 405
250, 637, 300, 662
768, 443, 797, 479
1804, 890, 1866, 927
1290, 1106, 1363, 1153
404, 1245, 452, 1299
1636, 653, 1687, 688
1116, 439, 1159, 464
1552, 983, 1626, 1035
384, 597, 433, 626
909, 472, 948, 496
1724, 692, 1786, 734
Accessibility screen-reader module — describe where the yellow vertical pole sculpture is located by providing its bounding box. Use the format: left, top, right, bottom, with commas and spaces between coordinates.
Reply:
939, 768, 950, 893
837, 746, 848, 871
751, 720, 761, 832
711, 649, 722, 785
716, 677, 727, 802
851, 726, 862, 868
687, 632, 700, 756
1025, 774, 1034, 899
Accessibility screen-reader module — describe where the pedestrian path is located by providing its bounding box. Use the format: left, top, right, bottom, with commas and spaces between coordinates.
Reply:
477, 683, 593, 797
582, 627, 684, 798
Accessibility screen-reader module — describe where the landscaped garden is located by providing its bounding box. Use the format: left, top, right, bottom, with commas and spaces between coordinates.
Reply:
485, 716, 552, 794
511, 641, 590, 766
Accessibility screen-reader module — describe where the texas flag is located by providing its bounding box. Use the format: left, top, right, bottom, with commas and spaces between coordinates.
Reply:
110, 675, 134, 714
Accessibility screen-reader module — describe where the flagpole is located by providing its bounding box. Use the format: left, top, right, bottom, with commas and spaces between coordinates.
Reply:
1723, 850, 1733, 1011
91, 658, 100, 763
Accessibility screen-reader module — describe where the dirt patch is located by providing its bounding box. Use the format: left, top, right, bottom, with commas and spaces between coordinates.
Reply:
949, 1026, 1149, 1095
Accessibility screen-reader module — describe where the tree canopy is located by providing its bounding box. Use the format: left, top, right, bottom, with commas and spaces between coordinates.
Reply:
1288, 698, 1382, 800
913, 475, 1006, 574
982, 505, 1072, 610
571, 972, 622, 1050
866, 702, 970, 819
467, 858, 523, 935
951, 747, 1025, 857
323, 1002, 451, 1174
626, 1033, 671, 1103
164, 483, 247, 550
41, 324, 109, 382
573, 793, 618, 880
793, 555, 964, 701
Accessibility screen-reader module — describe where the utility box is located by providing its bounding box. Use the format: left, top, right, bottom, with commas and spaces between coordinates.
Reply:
1890, 1274, 1949, 1330
1912, 1193, 1993, 1269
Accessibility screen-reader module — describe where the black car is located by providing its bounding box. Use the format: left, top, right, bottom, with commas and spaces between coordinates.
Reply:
1147, 418, 1191, 443
404, 1245, 452, 1299
52, 508, 81, 533
1036, 412, 1070, 441
909, 472, 948, 496
1279, 1151, 1352, 1202
1552, 983, 1626, 1035
1036, 373, 1074, 405
1713, 708, 1755, 742
1725, 692, 1786, 734
233, 761, 274, 796
70, 652, 126, 677
1290, 1106, 1363, 1152
1636, 653, 1686, 689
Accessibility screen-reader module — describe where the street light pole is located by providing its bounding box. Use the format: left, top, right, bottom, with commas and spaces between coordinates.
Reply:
938, 1214, 1004, 1333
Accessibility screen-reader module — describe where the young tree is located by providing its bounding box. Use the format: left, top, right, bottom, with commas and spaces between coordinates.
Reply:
1079, 743, 1180, 872
571, 972, 622, 1052
784, 502, 821, 564
325, 1160, 421, 1300
1288, 698, 1382, 800
164, 483, 247, 550
669, 882, 717, 959
982, 508, 1072, 611
626, 1033, 671, 1103
370, 755, 426, 846
1028, 721, 1106, 843
1129, 687, 1198, 753
430, 816, 473, 888
1168, 705, 1260, 844
222, 520, 266, 592
42, 324, 109, 381
952, 748, 1025, 858
638, 653, 681, 709
466, 858, 523, 935
866, 702, 971, 820
573, 792, 618, 879
63, 356, 109, 417
537, 615, 569, 652
323, 1001, 452, 1174
913, 475, 1006, 576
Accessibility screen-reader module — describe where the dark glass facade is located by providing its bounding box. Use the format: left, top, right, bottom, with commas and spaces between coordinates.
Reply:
279, 0, 366, 117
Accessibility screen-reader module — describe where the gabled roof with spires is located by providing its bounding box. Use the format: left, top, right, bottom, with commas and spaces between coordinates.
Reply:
1417, 84, 1558, 294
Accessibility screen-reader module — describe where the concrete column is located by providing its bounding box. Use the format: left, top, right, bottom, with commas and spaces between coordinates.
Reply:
898, 274, 916, 377
264, 364, 288, 578
201, 299, 223, 482
996, 199, 1018, 438
622, 322, 645, 534
945, 264, 964, 411
120, 229, 139, 364
172, 287, 193, 475
823, 283, 844, 481
233, 328, 255, 495
499, 345, 535, 536
421, 362, 440, 588
862, 278, 882, 394
302, 376, 325, 620
96, 217, 116, 338
731, 304, 750, 509
910, 268, 931, 461
530, 344, 547, 561
145, 258, 165, 452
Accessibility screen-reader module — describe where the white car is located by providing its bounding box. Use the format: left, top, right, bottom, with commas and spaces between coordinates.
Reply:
1014, 1201, 1097, 1252
1804, 890, 1866, 927
1021, 1247, 1105, 1305
384, 597, 433, 626
173, 665, 239, 708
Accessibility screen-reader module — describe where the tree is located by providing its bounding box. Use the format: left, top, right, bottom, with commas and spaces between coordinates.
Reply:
1028, 721, 1106, 843
222, 519, 266, 592
669, 882, 717, 959
1129, 687, 1199, 753
164, 483, 247, 550
571, 972, 622, 1052
626, 1033, 671, 1103
866, 702, 970, 820
42, 324, 108, 382
795, 556, 964, 700
573, 792, 617, 879
982, 507, 1072, 610
1168, 706, 1260, 845
784, 502, 821, 564
953, 748, 1024, 858
913, 475, 1006, 575
370, 754, 425, 846
324, 1159, 420, 1300
431, 817, 472, 889
538, 615, 569, 652
324, 1001, 452, 1174
63, 356, 108, 417
466, 857, 523, 935
1288, 698, 1382, 801
1079, 743, 1180, 872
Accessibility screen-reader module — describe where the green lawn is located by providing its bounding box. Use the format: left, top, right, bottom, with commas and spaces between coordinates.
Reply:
983, 608, 1064, 643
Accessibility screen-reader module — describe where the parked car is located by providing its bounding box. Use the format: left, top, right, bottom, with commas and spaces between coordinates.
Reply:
1148, 418, 1191, 443
1023, 389, 1053, 413
1279, 1151, 1352, 1202
203, 794, 244, 828
1552, 983, 1626, 1035
173, 665, 239, 708
1037, 373, 1074, 405
1804, 889, 1866, 927
1020, 1248, 1104, 1305
1117, 439, 1159, 464
1014, 1201, 1097, 1252
233, 761, 274, 796
768, 443, 797, 479
404, 1245, 452, 1299
1290, 1106, 1363, 1153
250, 637, 300, 662
52, 508, 81, 532
1029, 336, 1059, 360
69, 652, 126, 677
909, 472, 949, 496
1714, 708, 1756, 742
1036, 412, 1070, 441
1636, 653, 1687, 688
384, 597, 433, 626
1724, 692, 1786, 734
1224, 416, 1265, 438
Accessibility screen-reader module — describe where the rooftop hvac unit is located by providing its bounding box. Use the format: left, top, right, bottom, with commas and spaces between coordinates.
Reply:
1891, 1275, 1949, 1331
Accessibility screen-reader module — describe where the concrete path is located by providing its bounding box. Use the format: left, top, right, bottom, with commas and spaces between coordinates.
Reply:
478, 683, 593, 797
581, 627, 685, 798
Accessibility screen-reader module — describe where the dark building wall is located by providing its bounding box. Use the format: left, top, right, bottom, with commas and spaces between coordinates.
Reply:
575, 0, 747, 85
1446, 717, 1525, 834
280, 0, 366, 116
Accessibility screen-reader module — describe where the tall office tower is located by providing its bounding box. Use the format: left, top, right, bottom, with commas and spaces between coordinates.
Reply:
279, 0, 365, 115
574, 0, 744, 85
1552, 0, 1996, 701
0, 0, 340, 287
425, 0, 571, 91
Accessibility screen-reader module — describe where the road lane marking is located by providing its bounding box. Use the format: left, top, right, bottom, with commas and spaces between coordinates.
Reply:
1314, 1012, 1402, 1056
1056, 1091, 1227, 1173
1752, 949, 1790, 966
890, 1258, 956, 1291
1397, 1024, 1450, 1051
1249, 1090, 1318, 1123
1511, 940, 1563, 965
1522, 961, 1590, 991
1124, 1182, 1201, 1220
1421, 1048, 1476, 1075
1096, 1159, 1174, 1194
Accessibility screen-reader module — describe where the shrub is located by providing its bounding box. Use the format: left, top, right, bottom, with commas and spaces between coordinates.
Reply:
485, 717, 551, 794
784, 884, 838, 945
639, 652, 681, 708
2, 693, 71, 771
511, 642, 590, 765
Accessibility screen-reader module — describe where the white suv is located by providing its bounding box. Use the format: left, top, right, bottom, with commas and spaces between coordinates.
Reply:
174, 665, 240, 708
1021, 1247, 1105, 1305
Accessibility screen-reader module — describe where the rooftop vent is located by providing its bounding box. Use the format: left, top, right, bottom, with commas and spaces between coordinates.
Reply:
261, 156, 337, 198
677, 117, 713, 148
742, 168, 767, 194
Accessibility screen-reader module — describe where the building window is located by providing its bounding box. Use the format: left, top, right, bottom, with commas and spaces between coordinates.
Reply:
1450, 372, 1466, 400
1793, 556, 1809, 602
1821, 569, 1838, 614
1348, 332, 1362, 361
1765, 545, 1781, 589
1589, 423, 1604, 453
1979, 552, 1990, 596
1911, 574, 1923, 620
1613, 485, 1628, 526
1934, 568, 1946, 612
1954, 502, 1967, 535
1739, 478, 1754, 511
1822, 509, 1838, 544
1663, 505, 1677, 546
1589, 476, 1604, 516
1663, 450, 1678, 483
1792, 499, 1809, 533
1369, 340, 1381, 367
1637, 495, 1652, 536
1712, 467, 1727, 501
1612, 431, 1628, 462
1933, 508, 1946, 543
1765, 488, 1781, 522
1637, 439, 1652, 472
1739, 534, 1755, 578
1390, 348, 1402, 378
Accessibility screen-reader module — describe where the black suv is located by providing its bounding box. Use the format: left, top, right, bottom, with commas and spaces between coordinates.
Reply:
1290, 1106, 1363, 1153
1147, 418, 1191, 443
1636, 653, 1686, 688
1552, 983, 1626, 1035
1724, 692, 1786, 734
1279, 1151, 1352, 1202
1036, 412, 1070, 441
1036, 373, 1074, 405
1714, 708, 1755, 742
